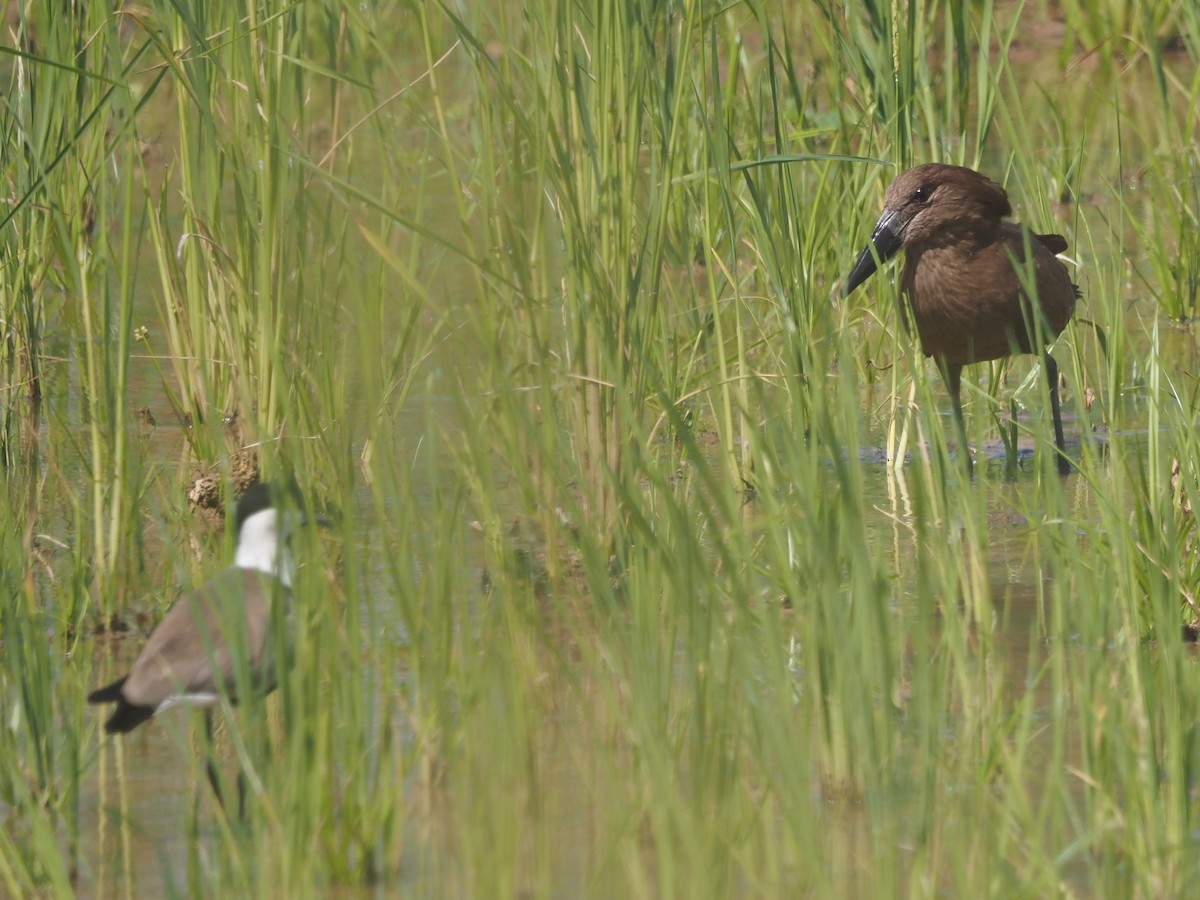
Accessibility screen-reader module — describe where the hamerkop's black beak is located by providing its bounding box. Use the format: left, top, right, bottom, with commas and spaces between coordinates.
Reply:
845, 209, 905, 295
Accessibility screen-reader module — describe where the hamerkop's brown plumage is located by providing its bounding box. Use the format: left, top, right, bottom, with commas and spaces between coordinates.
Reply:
845, 163, 1078, 475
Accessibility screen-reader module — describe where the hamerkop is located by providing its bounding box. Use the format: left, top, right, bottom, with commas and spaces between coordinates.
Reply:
844, 163, 1078, 475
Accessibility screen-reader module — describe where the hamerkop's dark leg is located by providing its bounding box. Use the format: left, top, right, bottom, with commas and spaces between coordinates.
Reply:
1043, 354, 1071, 476
941, 362, 972, 472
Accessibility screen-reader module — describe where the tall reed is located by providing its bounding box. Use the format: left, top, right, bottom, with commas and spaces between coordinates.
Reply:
5, 0, 1200, 895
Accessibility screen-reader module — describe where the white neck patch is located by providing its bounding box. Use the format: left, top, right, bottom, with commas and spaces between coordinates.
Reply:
233, 507, 297, 588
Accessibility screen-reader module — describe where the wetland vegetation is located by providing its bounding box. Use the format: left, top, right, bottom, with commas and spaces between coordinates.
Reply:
2, 0, 1200, 895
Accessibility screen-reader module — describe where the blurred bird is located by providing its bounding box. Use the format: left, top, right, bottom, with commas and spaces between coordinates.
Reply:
89, 482, 323, 806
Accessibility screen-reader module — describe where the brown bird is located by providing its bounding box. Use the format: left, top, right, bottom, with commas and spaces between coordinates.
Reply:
845, 163, 1078, 475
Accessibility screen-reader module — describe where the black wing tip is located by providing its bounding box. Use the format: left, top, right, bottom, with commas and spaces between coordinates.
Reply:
103, 701, 156, 734
87, 677, 128, 705
88, 678, 155, 733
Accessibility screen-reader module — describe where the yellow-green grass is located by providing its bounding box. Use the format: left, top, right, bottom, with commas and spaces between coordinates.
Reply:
1, 0, 1199, 895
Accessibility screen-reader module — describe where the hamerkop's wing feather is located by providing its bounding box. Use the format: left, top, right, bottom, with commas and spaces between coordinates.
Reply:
1036, 232, 1069, 255
906, 222, 1076, 366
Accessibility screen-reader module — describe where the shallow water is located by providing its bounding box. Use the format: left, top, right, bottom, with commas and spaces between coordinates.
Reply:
5, 6, 1199, 895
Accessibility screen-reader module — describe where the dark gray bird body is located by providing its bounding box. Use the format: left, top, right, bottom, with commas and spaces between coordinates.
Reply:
88, 567, 286, 733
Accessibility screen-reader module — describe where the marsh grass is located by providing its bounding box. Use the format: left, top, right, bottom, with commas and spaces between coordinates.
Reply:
3, 0, 1200, 896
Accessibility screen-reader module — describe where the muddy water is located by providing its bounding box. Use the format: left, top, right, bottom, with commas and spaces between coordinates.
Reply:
76, 426, 1129, 897
71, 240, 1152, 898
78, 234, 1148, 897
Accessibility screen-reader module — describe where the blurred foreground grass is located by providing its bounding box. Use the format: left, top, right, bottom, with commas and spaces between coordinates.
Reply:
2, 0, 1200, 895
